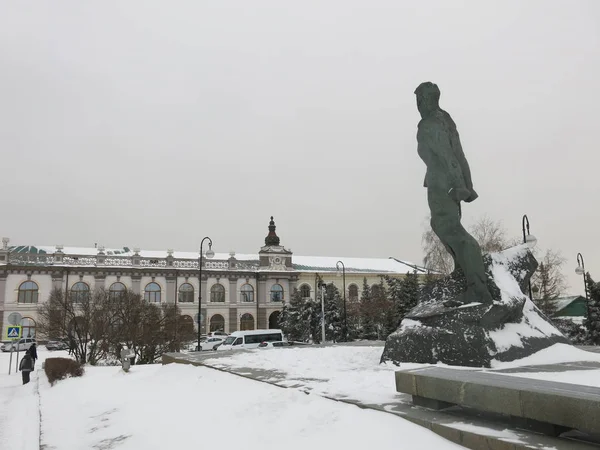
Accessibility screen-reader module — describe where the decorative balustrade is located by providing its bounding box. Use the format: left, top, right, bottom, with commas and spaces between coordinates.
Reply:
3, 251, 260, 272
139, 259, 167, 268
204, 261, 230, 270
8, 254, 54, 265
102, 257, 133, 266
63, 256, 98, 266
172, 260, 199, 269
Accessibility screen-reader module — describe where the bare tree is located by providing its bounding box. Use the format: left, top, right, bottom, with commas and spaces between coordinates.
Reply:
422, 216, 510, 274
531, 249, 567, 316
38, 287, 194, 365
469, 215, 508, 253
110, 290, 194, 364
37, 288, 115, 364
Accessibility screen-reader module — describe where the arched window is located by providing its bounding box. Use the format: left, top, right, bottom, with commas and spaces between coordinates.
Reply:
210, 283, 225, 303
240, 284, 254, 303
240, 313, 254, 331
144, 282, 161, 303
21, 317, 36, 338
109, 282, 126, 300
348, 284, 359, 302
268, 311, 281, 329
70, 282, 90, 303
178, 283, 194, 303
299, 284, 311, 299
18, 281, 38, 304
270, 284, 284, 302
210, 314, 225, 332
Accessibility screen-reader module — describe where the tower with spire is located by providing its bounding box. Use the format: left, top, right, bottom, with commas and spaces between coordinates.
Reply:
259, 216, 292, 270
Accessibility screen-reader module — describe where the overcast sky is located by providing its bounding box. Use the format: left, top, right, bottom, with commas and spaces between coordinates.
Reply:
1, 1, 598, 295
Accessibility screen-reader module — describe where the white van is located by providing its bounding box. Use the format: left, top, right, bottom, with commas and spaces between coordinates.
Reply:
217, 329, 284, 351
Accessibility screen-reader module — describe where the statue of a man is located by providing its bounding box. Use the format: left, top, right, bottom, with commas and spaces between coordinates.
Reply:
415, 82, 492, 305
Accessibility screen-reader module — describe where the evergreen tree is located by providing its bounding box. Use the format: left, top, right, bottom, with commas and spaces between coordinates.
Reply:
323, 283, 344, 342
359, 278, 377, 340
383, 272, 421, 339
371, 279, 389, 339
585, 274, 600, 345
279, 289, 310, 342
397, 271, 420, 322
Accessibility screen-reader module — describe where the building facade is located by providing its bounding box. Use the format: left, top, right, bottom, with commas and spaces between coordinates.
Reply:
0, 218, 426, 341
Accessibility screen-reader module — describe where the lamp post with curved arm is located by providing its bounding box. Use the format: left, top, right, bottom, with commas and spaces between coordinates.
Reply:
336, 260, 347, 341
522, 215, 537, 300
576, 252, 590, 318
197, 237, 215, 351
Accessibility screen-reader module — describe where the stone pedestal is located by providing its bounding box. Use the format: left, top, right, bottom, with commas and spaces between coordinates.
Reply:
381, 245, 570, 368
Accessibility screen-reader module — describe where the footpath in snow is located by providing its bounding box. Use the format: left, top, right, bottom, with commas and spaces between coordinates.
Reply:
0, 348, 464, 450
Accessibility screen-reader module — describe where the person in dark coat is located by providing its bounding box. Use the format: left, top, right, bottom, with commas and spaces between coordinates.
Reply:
29, 343, 38, 367
19, 350, 34, 385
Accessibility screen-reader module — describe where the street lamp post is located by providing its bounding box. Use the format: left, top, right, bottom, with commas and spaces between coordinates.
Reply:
576, 253, 590, 318
336, 261, 347, 341
197, 237, 215, 351
319, 281, 326, 344
521, 215, 537, 300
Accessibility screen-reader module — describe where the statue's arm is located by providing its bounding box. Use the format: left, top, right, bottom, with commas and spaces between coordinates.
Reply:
451, 136, 474, 191
418, 120, 465, 190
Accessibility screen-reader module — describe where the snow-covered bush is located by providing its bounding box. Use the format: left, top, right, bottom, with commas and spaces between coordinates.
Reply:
44, 357, 84, 385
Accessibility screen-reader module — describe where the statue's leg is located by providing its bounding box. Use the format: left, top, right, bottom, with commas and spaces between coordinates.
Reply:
428, 190, 492, 304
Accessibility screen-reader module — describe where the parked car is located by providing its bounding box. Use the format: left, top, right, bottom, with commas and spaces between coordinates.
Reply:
258, 341, 292, 349
46, 340, 69, 351
1, 337, 37, 352
206, 331, 228, 338
199, 336, 227, 351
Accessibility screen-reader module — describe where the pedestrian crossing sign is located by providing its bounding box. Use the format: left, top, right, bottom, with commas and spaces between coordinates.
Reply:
6, 326, 21, 339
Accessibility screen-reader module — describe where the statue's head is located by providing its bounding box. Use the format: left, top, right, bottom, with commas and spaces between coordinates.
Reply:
415, 82, 440, 118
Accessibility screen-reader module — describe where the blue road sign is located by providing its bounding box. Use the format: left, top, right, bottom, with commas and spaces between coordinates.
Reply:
6, 326, 21, 339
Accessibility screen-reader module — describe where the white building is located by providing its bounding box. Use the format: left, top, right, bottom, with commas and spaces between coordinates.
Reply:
0, 218, 426, 340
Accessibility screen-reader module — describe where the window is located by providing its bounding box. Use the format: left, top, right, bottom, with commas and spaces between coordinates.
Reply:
21, 317, 36, 338
240, 284, 254, 303
270, 284, 284, 302
109, 282, 126, 300
178, 283, 194, 303
18, 281, 38, 304
210, 283, 225, 303
348, 284, 359, 302
299, 284, 311, 299
144, 282, 161, 303
244, 332, 282, 344
70, 282, 90, 303
240, 313, 254, 331
233, 338, 243, 346
209, 314, 225, 332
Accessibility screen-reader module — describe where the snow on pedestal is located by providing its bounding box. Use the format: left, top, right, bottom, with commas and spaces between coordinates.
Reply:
381, 245, 570, 368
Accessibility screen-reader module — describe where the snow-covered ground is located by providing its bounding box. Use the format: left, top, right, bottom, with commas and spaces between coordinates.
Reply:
201, 343, 600, 405
205, 345, 401, 404
0, 347, 68, 450
3, 344, 600, 450
0, 348, 465, 450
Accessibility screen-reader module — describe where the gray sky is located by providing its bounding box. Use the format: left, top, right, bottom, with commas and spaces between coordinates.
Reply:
1, 0, 598, 295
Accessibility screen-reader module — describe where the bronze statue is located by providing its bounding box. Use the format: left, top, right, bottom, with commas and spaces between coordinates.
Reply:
415, 82, 492, 305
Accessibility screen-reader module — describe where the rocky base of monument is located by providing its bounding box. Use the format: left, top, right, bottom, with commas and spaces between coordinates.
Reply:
381, 245, 570, 368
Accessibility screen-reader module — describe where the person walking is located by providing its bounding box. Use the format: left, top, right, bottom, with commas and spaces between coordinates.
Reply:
29, 343, 38, 368
19, 349, 34, 385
